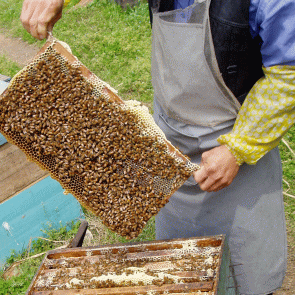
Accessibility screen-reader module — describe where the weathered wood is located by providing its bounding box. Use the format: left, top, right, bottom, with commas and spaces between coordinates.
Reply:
31, 281, 214, 295
45, 236, 221, 259
26, 236, 239, 295
68, 220, 88, 248
214, 237, 239, 295
41, 263, 209, 279
0, 143, 48, 203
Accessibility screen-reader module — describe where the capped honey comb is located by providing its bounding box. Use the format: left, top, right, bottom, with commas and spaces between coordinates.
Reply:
27, 236, 230, 294
0, 38, 199, 239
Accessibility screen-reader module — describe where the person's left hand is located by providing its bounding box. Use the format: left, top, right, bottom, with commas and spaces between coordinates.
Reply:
193, 145, 240, 192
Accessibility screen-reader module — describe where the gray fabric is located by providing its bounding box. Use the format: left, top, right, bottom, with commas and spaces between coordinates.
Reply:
151, 0, 287, 293
153, 101, 287, 294
151, 0, 241, 127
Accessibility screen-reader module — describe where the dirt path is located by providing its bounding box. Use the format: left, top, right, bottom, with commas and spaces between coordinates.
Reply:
0, 32, 294, 294
0, 30, 39, 66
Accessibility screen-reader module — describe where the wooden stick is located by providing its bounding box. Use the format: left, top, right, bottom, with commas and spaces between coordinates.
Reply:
17, 245, 68, 263
283, 179, 291, 193
282, 138, 295, 158
36, 237, 69, 244
283, 192, 295, 200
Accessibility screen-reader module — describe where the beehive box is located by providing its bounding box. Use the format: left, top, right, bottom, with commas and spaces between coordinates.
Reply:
26, 235, 238, 294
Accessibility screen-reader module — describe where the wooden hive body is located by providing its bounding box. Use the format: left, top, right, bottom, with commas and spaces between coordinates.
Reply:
26, 235, 239, 294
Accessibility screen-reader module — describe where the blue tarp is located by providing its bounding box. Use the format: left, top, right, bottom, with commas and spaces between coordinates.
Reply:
0, 133, 6, 146
0, 176, 84, 267
0, 80, 8, 95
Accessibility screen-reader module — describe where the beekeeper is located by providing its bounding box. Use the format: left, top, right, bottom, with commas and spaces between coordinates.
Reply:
20, 0, 295, 294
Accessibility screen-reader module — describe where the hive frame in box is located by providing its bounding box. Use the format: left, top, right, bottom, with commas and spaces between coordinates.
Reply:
0, 38, 199, 239
26, 234, 239, 295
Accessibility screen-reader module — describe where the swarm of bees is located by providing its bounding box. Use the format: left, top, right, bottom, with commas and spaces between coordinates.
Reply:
29, 237, 221, 294
0, 39, 198, 239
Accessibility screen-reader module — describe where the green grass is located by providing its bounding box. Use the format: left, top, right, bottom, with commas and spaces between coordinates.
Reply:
106, 216, 156, 244
0, 55, 21, 78
279, 125, 295, 240
85, 210, 156, 245
0, 0, 153, 104
0, 221, 81, 295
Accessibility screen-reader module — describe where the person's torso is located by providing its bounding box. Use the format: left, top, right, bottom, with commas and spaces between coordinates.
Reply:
148, 0, 263, 104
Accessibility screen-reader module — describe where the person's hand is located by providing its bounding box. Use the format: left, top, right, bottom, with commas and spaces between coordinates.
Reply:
193, 145, 240, 192
20, 0, 64, 40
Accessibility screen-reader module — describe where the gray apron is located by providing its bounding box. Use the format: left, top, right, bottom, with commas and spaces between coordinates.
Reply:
151, 1, 287, 294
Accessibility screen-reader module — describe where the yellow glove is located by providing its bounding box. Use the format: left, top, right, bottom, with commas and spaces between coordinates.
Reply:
218, 65, 295, 165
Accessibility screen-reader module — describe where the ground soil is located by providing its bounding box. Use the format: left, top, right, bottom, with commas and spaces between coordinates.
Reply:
0, 31, 294, 294
0, 30, 39, 67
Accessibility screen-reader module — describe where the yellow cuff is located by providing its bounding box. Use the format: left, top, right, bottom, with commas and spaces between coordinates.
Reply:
217, 65, 295, 165
222, 143, 245, 166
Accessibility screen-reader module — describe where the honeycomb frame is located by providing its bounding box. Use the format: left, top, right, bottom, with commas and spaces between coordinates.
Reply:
0, 38, 199, 239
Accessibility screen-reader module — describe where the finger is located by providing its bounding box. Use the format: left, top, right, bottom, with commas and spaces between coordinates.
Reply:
47, 11, 62, 37
198, 176, 216, 191
197, 171, 226, 191
24, 20, 39, 39
36, 8, 56, 40
37, 19, 48, 40
207, 181, 227, 192
202, 175, 233, 192
30, 19, 42, 39
20, 2, 34, 34
24, 5, 44, 39
21, 0, 63, 40
35, 9, 58, 40
193, 166, 209, 184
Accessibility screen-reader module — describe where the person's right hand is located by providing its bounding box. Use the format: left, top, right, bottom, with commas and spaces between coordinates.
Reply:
20, 0, 64, 40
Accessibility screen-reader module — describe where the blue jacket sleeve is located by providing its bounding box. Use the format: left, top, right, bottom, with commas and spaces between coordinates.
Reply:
249, 0, 295, 67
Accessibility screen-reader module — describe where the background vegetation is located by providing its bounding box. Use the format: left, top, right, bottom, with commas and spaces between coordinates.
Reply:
0, 221, 81, 294
0, 0, 153, 104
